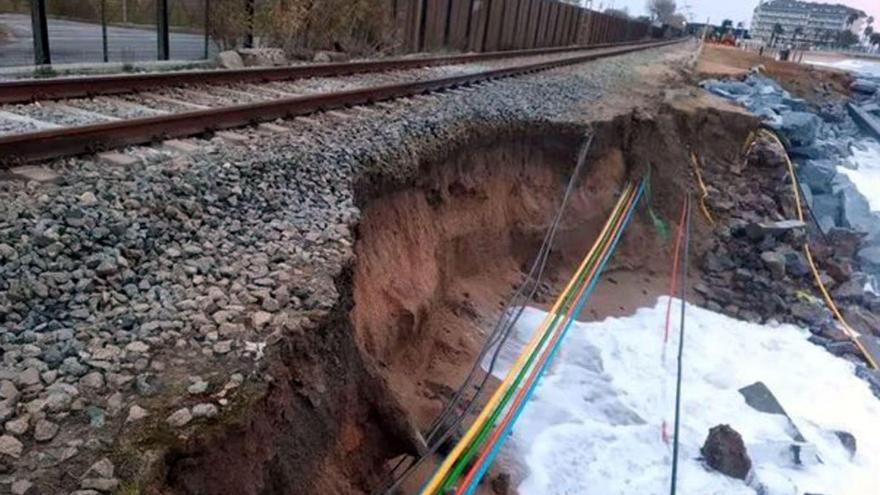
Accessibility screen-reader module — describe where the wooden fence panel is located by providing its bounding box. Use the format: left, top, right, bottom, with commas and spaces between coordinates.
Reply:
447, 0, 471, 50
467, 0, 489, 51
569, 8, 578, 44
554, 4, 567, 46
483, 0, 505, 51
391, 0, 659, 54
533, 0, 547, 48
524, 0, 540, 48
423, 0, 450, 50
514, 0, 532, 48
499, 0, 520, 49
573, 9, 584, 44
556, 4, 574, 46
395, 0, 419, 52
588, 9, 596, 44
548, 1, 559, 47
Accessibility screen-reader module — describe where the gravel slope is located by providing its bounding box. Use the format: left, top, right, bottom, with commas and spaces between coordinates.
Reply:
0, 41, 694, 492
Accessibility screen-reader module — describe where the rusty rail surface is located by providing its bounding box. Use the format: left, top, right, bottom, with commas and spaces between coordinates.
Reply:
0, 38, 684, 165
0, 40, 664, 105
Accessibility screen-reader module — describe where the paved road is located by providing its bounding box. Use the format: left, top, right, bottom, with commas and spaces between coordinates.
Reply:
0, 13, 212, 67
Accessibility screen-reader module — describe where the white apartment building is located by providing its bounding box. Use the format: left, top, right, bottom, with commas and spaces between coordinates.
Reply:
750, 0, 866, 46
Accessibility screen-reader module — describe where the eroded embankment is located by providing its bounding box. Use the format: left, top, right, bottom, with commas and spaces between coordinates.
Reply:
158, 99, 758, 494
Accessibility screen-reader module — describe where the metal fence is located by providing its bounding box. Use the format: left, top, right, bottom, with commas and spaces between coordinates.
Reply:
0, 0, 211, 67
0, 0, 671, 69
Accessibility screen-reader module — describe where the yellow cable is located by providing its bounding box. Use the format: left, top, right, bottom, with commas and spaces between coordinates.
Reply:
690, 151, 716, 225
420, 184, 635, 494
804, 244, 879, 369
761, 127, 877, 370
761, 129, 804, 222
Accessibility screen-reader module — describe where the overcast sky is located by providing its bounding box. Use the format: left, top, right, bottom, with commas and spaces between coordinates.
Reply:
595, 0, 879, 27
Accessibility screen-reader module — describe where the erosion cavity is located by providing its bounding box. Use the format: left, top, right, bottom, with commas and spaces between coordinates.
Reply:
159, 101, 757, 495
351, 100, 758, 460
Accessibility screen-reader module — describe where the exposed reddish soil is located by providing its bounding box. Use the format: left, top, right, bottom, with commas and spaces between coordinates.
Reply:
349, 99, 759, 492
153, 90, 759, 495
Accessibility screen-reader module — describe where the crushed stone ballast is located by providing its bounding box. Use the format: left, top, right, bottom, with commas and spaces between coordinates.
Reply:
0, 38, 685, 165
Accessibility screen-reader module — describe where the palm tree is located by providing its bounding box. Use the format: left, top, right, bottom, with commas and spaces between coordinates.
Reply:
792, 26, 803, 46
770, 23, 784, 47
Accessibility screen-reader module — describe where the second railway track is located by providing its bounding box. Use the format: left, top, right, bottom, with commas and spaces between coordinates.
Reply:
0, 38, 684, 165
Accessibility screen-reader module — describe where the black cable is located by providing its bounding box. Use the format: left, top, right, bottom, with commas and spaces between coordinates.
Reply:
424, 131, 596, 445
670, 195, 691, 495
374, 131, 596, 495
792, 171, 830, 244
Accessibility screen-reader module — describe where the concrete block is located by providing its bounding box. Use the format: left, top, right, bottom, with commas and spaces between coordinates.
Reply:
9, 165, 60, 183
295, 116, 321, 127
258, 123, 289, 133
351, 106, 378, 116
97, 152, 140, 167
324, 110, 352, 120
215, 131, 249, 144
162, 139, 200, 154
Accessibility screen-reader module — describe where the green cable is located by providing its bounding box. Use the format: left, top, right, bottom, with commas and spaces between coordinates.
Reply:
437, 191, 631, 492
644, 165, 670, 241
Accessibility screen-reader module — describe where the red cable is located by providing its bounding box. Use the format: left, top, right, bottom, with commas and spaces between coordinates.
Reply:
664, 198, 689, 343
455, 187, 639, 494
662, 197, 689, 444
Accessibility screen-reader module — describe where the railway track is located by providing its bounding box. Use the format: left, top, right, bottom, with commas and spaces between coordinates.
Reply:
0, 37, 684, 165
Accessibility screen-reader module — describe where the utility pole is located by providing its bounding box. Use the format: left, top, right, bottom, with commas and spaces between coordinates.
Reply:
30, 0, 51, 65
158, 0, 170, 60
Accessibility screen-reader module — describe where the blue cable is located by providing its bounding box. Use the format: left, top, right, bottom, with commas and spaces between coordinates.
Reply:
461, 180, 646, 495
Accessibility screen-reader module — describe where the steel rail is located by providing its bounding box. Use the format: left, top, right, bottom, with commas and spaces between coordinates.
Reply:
0, 39, 667, 104
0, 38, 684, 165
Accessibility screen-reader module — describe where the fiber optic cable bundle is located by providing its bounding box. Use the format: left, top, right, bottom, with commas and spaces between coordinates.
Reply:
419, 179, 646, 495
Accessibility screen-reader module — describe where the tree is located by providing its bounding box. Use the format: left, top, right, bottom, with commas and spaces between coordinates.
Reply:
667, 13, 687, 30
604, 7, 630, 19
647, 0, 676, 23
721, 19, 733, 31
871, 32, 880, 47
769, 22, 784, 47
792, 26, 803, 45
846, 12, 860, 27
835, 29, 859, 47
865, 26, 874, 39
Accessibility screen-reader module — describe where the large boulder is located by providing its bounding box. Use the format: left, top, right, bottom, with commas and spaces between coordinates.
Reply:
810, 194, 840, 232
701, 424, 752, 480
745, 136, 787, 169
216, 50, 244, 69
237, 48, 287, 67
858, 245, 880, 274
701, 79, 754, 98
798, 160, 837, 194
313, 50, 350, 63
834, 176, 880, 237
777, 111, 821, 147
851, 79, 878, 95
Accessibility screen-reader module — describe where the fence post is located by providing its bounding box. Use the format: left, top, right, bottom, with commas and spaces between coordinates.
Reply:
101, 0, 109, 62
157, 0, 170, 60
244, 0, 255, 48
204, 0, 210, 59
30, 0, 51, 65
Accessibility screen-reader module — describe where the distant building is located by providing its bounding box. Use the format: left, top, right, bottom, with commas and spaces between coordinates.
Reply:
750, 0, 866, 46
